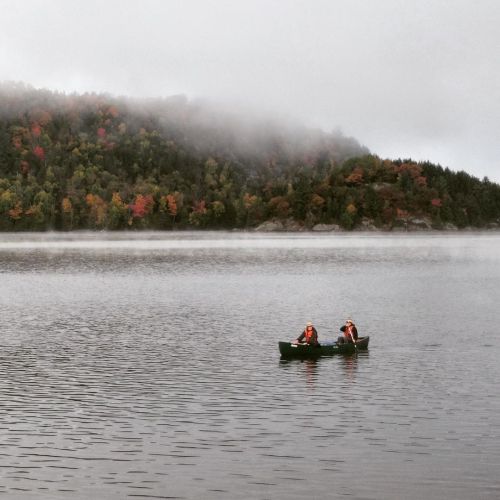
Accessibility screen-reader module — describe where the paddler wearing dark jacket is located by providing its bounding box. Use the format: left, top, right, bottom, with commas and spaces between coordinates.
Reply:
338, 318, 358, 344
296, 322, 319, 345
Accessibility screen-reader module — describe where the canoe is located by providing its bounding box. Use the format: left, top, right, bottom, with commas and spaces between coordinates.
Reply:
279, 336, 369, 358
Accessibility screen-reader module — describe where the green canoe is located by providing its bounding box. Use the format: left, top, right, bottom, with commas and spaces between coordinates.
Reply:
279, 336, 369, 358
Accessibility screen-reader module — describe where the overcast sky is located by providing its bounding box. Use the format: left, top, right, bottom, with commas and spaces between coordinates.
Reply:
1, 0, 499, 180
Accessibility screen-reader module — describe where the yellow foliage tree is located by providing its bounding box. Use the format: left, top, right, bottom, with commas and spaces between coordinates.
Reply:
85, 193, 107, 228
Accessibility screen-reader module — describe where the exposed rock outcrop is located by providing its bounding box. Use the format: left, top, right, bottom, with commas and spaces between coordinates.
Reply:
312, 223, 341, 232
254, 218, 305, 232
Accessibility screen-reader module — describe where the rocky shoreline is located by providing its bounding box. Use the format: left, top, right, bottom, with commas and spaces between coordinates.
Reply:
254, 217, 500, 232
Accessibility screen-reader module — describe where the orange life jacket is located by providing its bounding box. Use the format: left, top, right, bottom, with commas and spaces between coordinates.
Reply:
344, 325, 354, 341
305, 327, 315, 342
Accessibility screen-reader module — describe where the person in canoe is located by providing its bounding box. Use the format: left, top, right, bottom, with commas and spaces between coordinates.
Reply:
338, 318, 358, 344
295, 321, 319, 346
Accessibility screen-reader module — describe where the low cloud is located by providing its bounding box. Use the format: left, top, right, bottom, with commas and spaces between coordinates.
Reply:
1, 0, 499, 180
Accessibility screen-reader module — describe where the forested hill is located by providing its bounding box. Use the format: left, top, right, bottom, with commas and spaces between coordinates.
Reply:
1, 82, 499, 231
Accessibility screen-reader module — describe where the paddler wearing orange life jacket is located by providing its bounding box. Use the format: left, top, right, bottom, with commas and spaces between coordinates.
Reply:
296, 322, 319, 345
338, 318, 358, 345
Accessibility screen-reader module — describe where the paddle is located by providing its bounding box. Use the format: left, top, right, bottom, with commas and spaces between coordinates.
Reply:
349, 331, 357, 350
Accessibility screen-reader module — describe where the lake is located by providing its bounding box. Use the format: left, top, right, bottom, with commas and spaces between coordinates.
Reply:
0, 231, 499, 499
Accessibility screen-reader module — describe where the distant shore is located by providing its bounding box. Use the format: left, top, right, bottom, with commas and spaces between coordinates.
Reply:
252, 216, 500, 233
1, 224, 500, 235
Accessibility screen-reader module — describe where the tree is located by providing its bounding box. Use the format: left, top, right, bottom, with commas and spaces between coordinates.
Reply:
340, 203, 357, 229
61, 197, 74, 229
129, 194, 154, 223
85, 193, 107, 228
165, 194, 178, 218
1, 85, 500, 232
345, 167, 364, 185
268, 196, 290, 218
108, 192, 128, 229
189, 199, 208, 227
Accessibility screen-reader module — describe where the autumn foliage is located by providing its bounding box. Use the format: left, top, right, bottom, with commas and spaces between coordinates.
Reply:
165, 194, 178, 217
33, 145, 45, 161
0, 83, 499, 231
85, 193, 107, 227
130, 194, 154, 218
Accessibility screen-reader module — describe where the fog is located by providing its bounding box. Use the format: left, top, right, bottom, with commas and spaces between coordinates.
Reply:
1, 0, 499, 181
1, 232, 499, 256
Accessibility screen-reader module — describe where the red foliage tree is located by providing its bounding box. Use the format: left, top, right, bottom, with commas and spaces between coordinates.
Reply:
33, 145, 45, 160
130, 194, 154, 218
31, 123, 42, 137
192, 199, 207, 215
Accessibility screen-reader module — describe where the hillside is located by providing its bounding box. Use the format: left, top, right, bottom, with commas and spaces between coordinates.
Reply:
1, 83, 499, 231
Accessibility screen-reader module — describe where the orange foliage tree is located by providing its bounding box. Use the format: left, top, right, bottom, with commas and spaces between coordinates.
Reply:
130, 194, 154, 219
165, 194, 178, 217
85, 193, 107, 227
268, 196, 290, 218
61, 197, 73, 229
8, 202, 23, 221
345, 167, 364, 185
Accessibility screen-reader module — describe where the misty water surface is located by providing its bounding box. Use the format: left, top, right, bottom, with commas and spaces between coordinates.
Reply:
0, 232, 499, 500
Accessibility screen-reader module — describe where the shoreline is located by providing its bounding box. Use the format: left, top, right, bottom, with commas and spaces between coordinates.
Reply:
0, 227, 499, 237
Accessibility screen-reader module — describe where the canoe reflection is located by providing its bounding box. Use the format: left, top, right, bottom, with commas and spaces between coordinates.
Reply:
278, 357, 319, 387
303, 358, 318, 387
279, 351, 369, 386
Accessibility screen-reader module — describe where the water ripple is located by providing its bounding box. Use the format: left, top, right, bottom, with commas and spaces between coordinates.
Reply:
0, 233, 499, 499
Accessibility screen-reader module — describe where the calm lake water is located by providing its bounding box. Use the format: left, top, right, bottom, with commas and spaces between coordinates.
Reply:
0, 232, 499, 500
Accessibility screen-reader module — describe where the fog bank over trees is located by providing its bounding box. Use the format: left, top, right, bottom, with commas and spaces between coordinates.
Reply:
1, 83, 499, 231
